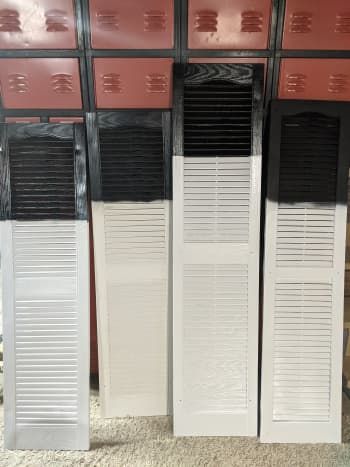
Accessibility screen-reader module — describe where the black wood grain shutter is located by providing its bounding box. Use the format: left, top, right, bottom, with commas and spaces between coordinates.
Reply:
173, 63, 264, 436
261, 100, 350, 443
0, 123, 89, 451
87, 111, 171, 417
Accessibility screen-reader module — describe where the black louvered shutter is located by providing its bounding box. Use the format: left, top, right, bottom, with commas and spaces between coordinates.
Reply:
261, 100, 350, 443
0, 123, 89, 451
172, 63, 264, 436
87, 111, 171, 417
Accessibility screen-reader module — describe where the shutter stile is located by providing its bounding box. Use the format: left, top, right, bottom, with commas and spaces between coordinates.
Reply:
0, 123, 89, 450
173, 63, 263, 436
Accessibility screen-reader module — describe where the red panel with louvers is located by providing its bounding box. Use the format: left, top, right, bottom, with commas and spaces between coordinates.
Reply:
188, 0, 272, 49
278, 59, 350, 101
94, 58, 173, 109
0, 58, 82, 109
0, 0, 77, 49
282, 0, 350, 50
89, 0, 174, 49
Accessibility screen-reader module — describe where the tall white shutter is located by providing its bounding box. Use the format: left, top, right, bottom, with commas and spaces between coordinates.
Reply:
0, 124, 89, 450
88, 112, 171, 417
261, 101, 350, 443
173, 64, 263, 436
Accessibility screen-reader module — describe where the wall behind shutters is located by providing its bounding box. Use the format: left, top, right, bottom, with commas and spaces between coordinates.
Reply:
261, 101, 350, 443
173, 64, 263, 436
88, 112, 171, 417
0, 123, 89, 450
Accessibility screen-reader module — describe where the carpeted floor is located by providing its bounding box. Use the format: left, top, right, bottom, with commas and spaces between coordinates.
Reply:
0, 390, 350, 467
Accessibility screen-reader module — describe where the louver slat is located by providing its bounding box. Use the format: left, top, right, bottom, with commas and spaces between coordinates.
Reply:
261, 101, 350, 444
173, 64, 263, 436
88, 112, 171, 417
0, 123, 89, 450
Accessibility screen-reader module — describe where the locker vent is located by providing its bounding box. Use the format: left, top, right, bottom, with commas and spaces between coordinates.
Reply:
276, 113, 338, 268
285, 74, 306, 94
272, 282, 332, 422
194, 11, 218, 33
45, 10, 69, 32
183, 264, 249, 413
99, 127, 164, 202
51, 74, 74, 94
9, 74, 29, 94
13, 221, 79, 427
104, 202, 166, 262
289, 12, 313, 34
96, 11, 119, 31
102, 74, 122, 94
335, 14, 350, 34
9, 136, 76, 219
328, 74, 349, 94
144, 11, 166, 32
146, 74, 168, 94
184, 157, 250, 243
241, 11, 263, 33
184, 80, 252, 157
0, 9, 21, 32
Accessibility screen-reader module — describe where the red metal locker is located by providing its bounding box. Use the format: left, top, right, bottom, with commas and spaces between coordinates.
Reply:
89, 0, 174, 49
0, 58, 82, 109
94, 58, 173, 109
188, 0, 272, 50
278, 59, 350, 101
0, 0, 77, 49
282, 0, 350, 50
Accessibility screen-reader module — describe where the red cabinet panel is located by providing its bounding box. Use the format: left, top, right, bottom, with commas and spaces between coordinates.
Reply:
188, 0, 272, 49
0, 0, 77, 49
89, 0, 174, 49
282, 0, 350, 50
94, 58, 173, 109
278, 59, 350, 101
0, 58, 82, 109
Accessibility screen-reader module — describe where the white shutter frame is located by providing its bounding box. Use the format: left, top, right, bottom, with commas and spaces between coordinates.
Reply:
261, 101, 350, 443
173, 64, 263, 436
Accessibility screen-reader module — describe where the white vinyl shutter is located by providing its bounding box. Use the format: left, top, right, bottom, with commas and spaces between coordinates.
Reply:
0, 123, 89, 450
261, 101, 350, 443
88, 112, 171, 417
173, 64, 264, 436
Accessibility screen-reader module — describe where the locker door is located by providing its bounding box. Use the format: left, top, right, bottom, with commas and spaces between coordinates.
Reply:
0, 123, 89, 450
88, 112, 171, 417
173, 64, 263, 436
261, 101, 350, 443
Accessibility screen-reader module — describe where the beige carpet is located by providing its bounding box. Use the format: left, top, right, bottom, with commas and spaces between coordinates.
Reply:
0, 390, 350, 467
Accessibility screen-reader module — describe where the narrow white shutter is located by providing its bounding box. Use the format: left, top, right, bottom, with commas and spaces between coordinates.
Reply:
88, 112, 171, 417
261, 101, 350, 443
173, 64, 263, 436
0, 124, 89, 450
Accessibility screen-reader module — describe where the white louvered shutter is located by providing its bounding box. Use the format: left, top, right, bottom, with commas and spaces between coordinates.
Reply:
0, 123, 89, 450
173, 64, 263, 436
88, 112, 171, 417
261, 101, 350, 443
